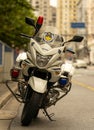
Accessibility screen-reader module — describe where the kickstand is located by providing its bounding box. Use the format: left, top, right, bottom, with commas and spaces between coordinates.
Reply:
42, 108, 55, 121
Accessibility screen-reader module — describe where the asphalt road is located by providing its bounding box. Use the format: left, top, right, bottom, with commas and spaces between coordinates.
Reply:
0, 68, 94, 130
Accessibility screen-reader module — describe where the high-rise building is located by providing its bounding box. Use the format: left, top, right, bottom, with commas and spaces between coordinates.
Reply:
77, 0, 87, 35
31, 0, 56, 26
49, 6, 56, 26
86, 0, 94, 64
56, 0, 79, 39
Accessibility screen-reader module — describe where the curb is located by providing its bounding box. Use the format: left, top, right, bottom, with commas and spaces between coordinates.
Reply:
0, 86, 17, 109
88, 66, 94, 70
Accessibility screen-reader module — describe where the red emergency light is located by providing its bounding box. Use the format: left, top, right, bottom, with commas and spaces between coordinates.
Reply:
10, 68, 20, 79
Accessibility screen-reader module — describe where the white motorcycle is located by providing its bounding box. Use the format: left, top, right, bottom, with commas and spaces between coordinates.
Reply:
6, 16, 84, 126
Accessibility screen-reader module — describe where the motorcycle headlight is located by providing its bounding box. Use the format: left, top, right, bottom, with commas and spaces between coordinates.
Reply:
36, 52, 51, 67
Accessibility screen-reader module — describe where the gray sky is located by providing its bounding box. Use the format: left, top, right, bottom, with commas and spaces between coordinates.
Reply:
50, 0, 57, 7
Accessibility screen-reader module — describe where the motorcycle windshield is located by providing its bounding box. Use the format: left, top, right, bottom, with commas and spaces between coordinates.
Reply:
34, 26, 63, 48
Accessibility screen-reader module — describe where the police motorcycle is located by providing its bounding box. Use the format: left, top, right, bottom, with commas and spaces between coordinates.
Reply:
6, 16, 84, 126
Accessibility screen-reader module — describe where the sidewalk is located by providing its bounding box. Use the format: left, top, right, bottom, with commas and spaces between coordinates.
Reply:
0, 82, 17, 109
88, 65, 94, 70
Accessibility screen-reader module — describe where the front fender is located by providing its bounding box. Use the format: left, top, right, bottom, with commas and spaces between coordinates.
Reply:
28, 76, 47, 93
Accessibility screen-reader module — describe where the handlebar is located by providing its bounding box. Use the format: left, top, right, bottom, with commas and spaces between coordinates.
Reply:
20, 33, 32, 39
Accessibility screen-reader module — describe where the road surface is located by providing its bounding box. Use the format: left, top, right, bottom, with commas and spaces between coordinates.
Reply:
0, 68, 94, 130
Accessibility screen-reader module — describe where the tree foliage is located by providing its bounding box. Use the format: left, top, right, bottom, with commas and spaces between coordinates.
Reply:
0, 0, 36, 49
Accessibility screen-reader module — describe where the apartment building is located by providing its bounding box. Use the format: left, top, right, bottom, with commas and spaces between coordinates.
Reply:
77, 0, 87, 35
56, 0, 79, 39
50, 6, 56, 26
86, 0, 94, 64
31, 0, 56, 26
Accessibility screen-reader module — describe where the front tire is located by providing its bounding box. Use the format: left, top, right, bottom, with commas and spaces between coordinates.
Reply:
21, 92, 42, 126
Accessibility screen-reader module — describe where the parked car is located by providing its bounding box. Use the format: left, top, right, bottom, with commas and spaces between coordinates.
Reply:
73, 59, 87, 69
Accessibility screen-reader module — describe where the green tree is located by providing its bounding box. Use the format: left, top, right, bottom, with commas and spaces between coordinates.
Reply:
0, 0, 36, 49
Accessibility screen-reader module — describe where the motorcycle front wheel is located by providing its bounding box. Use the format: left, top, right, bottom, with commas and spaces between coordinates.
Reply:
21, 91, 42, 126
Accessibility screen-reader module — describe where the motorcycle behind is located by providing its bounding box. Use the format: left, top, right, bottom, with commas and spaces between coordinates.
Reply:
6, 16, 84, 126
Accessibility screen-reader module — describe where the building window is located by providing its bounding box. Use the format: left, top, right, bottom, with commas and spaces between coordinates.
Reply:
36, 1, 39, 4
0, 42, 3, 65
35, 5, 39, 8
44, 9, 46, 12
53, 13, 56, 16
44, 13, 47, 16
5, 45, 12, 52
44, 5, 47, 8
44, 1, 47, 4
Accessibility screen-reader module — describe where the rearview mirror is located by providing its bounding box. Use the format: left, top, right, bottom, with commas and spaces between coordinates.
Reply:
25, 16, 44, 36
25, 17, 36, 28
70, 35, 84, 42
62, 35, 84, 46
